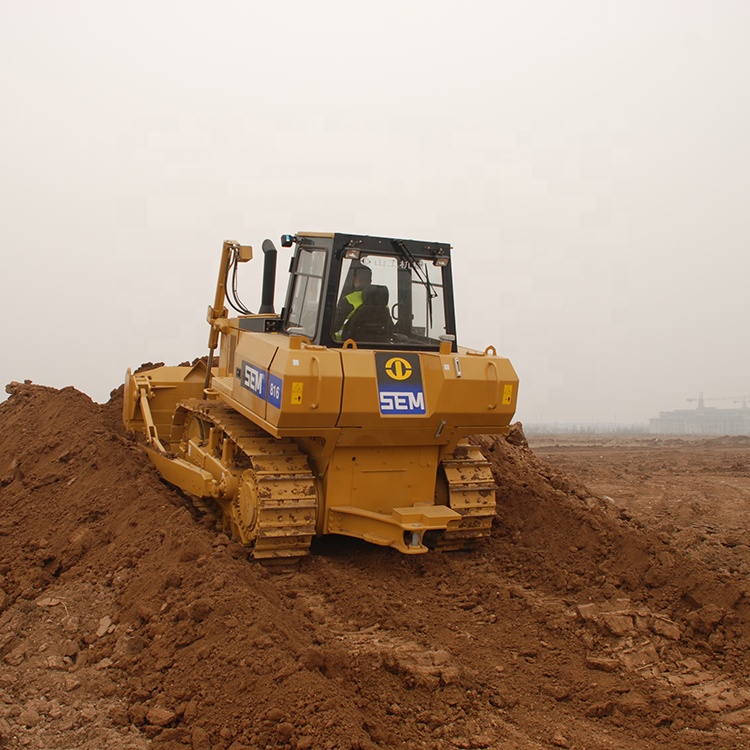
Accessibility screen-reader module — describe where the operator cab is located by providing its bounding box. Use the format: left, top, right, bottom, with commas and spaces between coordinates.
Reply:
281, 233, 458, 352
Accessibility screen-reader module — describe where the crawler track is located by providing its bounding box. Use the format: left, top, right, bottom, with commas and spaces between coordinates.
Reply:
435, 441, 497, 550
172, 400, 318, 563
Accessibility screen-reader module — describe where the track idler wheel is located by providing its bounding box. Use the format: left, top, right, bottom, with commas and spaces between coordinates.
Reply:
229, 470, 260, 546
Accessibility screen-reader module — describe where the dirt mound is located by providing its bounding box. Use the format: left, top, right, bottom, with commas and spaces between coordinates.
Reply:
1, 383, 749, 749
706, 435, 750, 448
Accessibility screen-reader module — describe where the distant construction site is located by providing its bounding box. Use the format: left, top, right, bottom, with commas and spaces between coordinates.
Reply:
650, 394, 750, 435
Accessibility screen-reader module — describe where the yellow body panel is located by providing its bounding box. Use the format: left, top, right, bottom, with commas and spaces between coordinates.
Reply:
337, 347, 518, 433
269, 343, 343, 429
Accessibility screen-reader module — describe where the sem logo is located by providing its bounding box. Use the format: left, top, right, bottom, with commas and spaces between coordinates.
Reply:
379, 391, 425, 414
384, 357, 412, 381
240, 361, 266, 399
375, 352, 426, 416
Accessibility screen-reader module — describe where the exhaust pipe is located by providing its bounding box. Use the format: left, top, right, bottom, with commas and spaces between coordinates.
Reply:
259, 239, 277, 314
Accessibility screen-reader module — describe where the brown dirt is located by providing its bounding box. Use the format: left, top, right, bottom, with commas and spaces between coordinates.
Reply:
1, 383, 750, 749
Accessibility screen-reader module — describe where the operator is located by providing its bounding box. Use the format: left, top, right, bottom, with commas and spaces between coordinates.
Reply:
333, 265, 372, 340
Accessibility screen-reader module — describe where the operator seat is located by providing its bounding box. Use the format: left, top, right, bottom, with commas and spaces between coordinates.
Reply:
342, 285, 393, 343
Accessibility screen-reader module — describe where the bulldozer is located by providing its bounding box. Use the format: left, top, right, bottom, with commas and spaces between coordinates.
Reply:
123, 232, 518, 562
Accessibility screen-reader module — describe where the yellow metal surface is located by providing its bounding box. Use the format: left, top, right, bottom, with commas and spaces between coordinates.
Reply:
209, 328, 345, 429
323, 445, 438, 513
269, 344, 343, 428
327, 504, 461, 554
319, 444, 446, 551
145, 448, 216, 498
336, 347, 517, 433
123, 362, 209, 444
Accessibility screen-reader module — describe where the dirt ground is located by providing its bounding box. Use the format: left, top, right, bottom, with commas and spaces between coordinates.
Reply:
2, 383, 750, 750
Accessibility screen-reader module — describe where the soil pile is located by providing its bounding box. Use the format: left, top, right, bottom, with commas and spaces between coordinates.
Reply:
1, 383, 749, 750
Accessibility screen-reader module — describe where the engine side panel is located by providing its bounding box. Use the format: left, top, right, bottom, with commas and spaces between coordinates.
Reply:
337, 348, 518, 434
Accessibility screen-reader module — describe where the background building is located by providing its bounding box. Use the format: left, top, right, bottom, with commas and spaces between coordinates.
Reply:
650, 396, 750, 435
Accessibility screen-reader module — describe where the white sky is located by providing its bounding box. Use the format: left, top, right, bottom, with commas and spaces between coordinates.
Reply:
2, 1, 749, 424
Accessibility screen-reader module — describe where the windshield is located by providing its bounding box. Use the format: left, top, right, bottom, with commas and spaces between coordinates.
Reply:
332, 254, 448, 347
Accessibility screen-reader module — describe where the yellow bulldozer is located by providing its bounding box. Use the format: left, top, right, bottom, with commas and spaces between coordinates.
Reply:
123, 232, 518, 562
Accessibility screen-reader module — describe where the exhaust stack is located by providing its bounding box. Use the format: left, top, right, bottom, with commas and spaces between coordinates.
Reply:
259, 239, 277, 314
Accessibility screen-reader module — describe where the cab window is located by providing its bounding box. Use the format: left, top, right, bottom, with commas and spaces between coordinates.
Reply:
331, 254, 448, 347
285, 248, 326, 338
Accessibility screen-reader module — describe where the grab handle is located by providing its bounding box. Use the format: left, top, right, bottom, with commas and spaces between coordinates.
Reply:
310, 356, 321, 410
486, 361, 498, 410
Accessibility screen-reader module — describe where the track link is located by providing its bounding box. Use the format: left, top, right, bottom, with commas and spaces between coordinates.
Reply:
173, 400, 317, 563
435, 440, 497, 550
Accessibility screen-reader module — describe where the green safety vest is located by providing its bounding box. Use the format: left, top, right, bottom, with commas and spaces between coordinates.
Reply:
335, 291, 364, 340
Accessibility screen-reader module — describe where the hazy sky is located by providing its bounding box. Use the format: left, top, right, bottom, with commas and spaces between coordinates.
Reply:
2, 1, 749, 425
